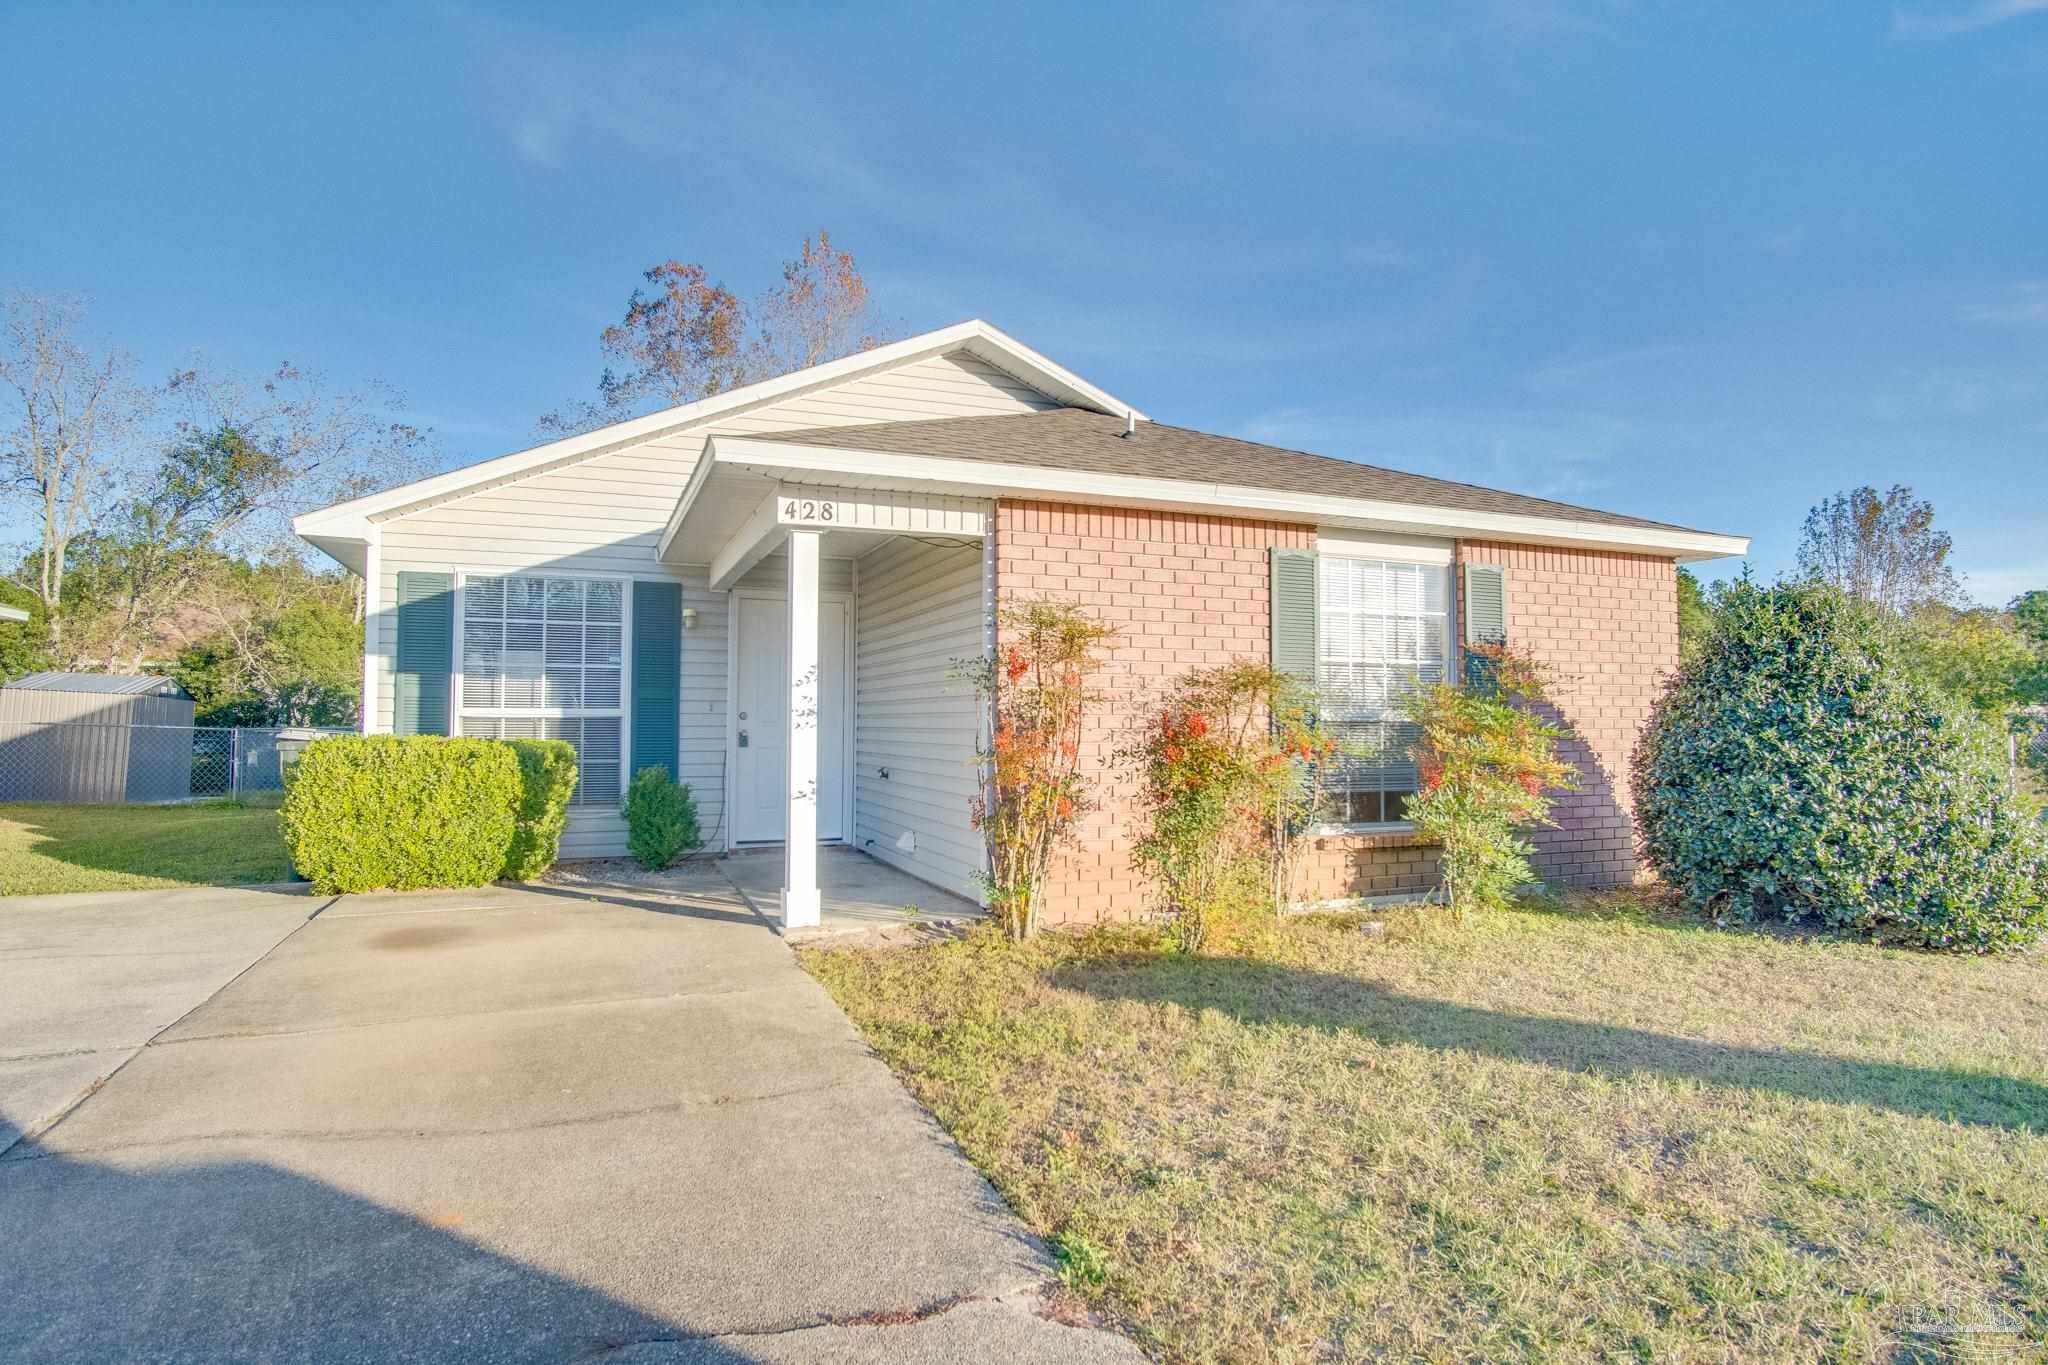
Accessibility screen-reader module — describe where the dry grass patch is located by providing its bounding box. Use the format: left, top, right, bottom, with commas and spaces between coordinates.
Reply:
802, 899, 2048, 1362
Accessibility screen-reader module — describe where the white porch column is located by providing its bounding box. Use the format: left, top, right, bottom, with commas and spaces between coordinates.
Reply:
781, 528, 823, 929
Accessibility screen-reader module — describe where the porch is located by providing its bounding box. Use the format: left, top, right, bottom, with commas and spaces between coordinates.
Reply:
718, 846, 984, 939
664, 446, 997, 931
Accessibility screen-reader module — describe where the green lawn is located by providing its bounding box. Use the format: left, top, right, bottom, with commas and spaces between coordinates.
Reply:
0, 799, 294, 896
803, 901, 2048, 1363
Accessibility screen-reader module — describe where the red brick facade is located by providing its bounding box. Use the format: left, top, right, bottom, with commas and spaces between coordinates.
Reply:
1456, 541, 1679, 888
991, 501, 1678, 923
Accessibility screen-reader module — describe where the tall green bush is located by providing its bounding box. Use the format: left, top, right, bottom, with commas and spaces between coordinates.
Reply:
1633, 581, 2048, 951
622, 766, 701, 870
281, 735, 521, 893
1403, 645, 1575, 919
502, 738, 578, 880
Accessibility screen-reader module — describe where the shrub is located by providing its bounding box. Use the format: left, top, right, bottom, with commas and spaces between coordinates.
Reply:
1633, 580, 2048, 951
281, 735, 521, 893
1126, 662, 1330, 951
502, 738, 578, 880
1403, 644, 1576, 919
622, 766, 701, 870
959, 599, 1117, 940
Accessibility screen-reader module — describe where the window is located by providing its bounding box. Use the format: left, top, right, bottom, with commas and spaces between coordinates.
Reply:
457, 574, 624, 805
1317, 556, 1451, 825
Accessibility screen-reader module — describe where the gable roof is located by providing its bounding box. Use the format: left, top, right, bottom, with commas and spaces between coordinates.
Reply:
764, 408, 1707, 538
292, 319, 1140, 573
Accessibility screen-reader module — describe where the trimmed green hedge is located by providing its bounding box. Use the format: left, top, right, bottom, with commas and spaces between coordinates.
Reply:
503, 738, 578, 881
282, 735, 522, 893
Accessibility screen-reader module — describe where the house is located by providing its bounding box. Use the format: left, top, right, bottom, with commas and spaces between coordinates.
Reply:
294, 320, 1747, 929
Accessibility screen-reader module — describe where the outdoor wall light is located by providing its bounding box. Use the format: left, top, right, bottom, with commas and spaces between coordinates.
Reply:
681, 607, 699, 629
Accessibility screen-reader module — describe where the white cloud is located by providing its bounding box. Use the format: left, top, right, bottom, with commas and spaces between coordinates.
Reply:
1960, 281, 2048, 327
1891, 0, 2048, 40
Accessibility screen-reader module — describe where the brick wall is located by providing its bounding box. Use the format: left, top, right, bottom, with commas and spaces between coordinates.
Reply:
992, 501, 1303, 923
1456, 541, 1679, 888
991, 506, 1679, 922
993, 500, 1436, 923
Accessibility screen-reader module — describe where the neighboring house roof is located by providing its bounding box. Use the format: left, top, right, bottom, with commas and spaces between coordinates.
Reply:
0, 605, 28, 622
4, 672, 191, 698
765, 408, 1708, 538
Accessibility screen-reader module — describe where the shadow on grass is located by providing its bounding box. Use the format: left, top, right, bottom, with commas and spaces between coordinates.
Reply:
1054, 954, 2048, 1133
0, 1123, 742, 1363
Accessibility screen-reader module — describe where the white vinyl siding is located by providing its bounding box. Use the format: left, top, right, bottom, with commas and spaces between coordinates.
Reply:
853, 537, 988, 903
1318, 555, 1452, 826
369, 350, 1048, 857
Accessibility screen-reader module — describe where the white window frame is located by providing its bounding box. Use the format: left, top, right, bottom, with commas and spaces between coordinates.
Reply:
1311, 541, 1456, 835
450, 567, 634, 808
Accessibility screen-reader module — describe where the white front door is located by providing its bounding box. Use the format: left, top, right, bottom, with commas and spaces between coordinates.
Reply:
733, 594, 848, 843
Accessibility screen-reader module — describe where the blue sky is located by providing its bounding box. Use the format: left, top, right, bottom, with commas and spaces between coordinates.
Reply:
4, 1, 2044, 599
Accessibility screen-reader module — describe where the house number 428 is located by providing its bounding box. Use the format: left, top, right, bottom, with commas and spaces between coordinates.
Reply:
782, 499, 836, 524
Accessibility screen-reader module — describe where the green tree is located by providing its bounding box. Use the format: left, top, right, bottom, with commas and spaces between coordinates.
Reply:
2014, 590, 2048, 648
1900, 605, 2042, 721
0, 579, 52, 680
172, 558, 361, 725
1676, 567, 1715, 666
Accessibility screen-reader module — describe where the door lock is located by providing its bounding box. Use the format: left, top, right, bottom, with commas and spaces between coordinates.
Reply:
738, 729, 749, 748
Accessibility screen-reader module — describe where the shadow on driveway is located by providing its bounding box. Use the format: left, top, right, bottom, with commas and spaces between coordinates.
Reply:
0, 1124, 747, 1364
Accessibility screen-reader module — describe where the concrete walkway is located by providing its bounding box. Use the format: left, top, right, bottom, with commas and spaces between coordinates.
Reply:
0, 874, 1139, 1363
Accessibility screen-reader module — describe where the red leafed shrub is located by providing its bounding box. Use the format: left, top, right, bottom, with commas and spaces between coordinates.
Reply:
1125, 662, 1333, 951
958, 599, 1116, 940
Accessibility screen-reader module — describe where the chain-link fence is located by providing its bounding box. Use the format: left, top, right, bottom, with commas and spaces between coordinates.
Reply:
0, 720, 352, 804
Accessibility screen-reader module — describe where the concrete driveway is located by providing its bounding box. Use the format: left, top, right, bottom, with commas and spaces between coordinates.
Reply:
0, 872, 1140, 1363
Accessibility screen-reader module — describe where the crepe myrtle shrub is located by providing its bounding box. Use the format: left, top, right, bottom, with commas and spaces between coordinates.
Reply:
502, 738, 579, 880
281, 735, 521, 893
622, 766, 703, 870
1401, 643, 1577, 920
1632, 580, 2048, 951
958, 599, 1117, 941
1126, 661, 1337, 951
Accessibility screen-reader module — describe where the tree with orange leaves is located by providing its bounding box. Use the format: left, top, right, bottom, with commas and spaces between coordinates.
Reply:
538, 232, 891, 436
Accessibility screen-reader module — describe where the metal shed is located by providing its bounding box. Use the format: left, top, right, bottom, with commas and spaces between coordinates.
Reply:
0, 673, 198, 803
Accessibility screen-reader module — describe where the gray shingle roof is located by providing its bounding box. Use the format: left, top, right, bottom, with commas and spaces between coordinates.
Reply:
5, 671, 190, 697
763, 407, 1708, 536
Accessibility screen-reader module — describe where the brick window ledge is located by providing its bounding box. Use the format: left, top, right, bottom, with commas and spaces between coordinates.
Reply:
1308, 824, 1440, 851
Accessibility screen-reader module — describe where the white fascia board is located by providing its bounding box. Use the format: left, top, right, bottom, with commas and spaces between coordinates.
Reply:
707, 493, 785, 592
0, 605, 29, 622
293, 318, 1143, 558
696, 437, 1752, 562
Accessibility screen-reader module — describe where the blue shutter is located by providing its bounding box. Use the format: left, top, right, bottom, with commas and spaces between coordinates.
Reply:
631, 580, 682, 780
1270, 548, 1319, 683
393, 571, 453, 735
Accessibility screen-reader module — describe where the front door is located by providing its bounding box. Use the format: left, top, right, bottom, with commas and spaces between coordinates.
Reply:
732, 594, 847, 844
